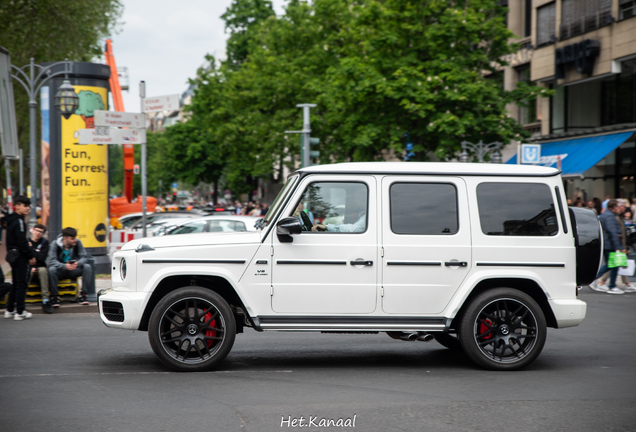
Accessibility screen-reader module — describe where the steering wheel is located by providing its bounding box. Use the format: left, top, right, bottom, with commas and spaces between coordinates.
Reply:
300, 211, 313, 231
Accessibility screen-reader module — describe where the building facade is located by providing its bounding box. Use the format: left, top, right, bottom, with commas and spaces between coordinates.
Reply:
502, 0, 636, 202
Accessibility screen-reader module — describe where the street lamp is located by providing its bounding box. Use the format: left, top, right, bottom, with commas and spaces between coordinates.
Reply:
54, 79, 80, 119
11, 58, 78, 226
459, 140, 503, 163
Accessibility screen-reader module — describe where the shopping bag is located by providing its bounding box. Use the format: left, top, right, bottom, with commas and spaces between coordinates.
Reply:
608, 251, 628, 268
618, 259, 635, 276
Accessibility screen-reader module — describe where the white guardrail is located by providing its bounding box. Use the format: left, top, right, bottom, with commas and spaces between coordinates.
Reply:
109, 229, 145, 258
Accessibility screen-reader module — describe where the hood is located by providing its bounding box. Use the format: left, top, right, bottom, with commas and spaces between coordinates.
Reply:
4, 212, 24, 225
120, 230, 263, 251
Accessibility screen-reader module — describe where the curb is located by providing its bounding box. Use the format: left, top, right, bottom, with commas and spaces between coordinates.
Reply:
30, 303, 99, 315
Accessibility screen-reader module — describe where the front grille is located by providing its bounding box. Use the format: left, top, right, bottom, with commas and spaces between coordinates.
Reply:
102, 301, 125, 322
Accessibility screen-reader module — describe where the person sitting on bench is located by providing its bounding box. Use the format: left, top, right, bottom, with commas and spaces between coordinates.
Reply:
29, 223, 51, 313
47, 227, 91, 306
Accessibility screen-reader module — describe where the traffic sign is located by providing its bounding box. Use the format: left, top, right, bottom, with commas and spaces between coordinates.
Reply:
521, 144, 541, 164
77, 127, 146, 145
142, 94, 179, 113
94, 110, 144, 128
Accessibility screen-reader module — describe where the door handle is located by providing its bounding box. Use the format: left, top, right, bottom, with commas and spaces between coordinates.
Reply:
445, 261, 467, 267
350, 260, 373, 266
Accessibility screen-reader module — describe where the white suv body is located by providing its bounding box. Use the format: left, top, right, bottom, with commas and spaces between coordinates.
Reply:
99, 162, 599, 371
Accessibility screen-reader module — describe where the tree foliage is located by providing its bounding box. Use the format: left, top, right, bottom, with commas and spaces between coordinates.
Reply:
157, 0, 545, 194
0, 0, 123, 190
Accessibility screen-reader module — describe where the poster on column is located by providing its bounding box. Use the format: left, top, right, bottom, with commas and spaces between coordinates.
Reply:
60, 85, 108, 248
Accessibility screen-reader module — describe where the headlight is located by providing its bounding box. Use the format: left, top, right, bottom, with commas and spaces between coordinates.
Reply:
120, 258, 127, 280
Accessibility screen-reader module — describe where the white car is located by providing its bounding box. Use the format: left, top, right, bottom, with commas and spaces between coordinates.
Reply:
99, 162, 598, 372
161, 215, 261, 236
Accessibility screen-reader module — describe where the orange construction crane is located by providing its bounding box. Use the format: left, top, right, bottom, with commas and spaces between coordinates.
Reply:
104, 40, 157, 221
104, 39, 135, 204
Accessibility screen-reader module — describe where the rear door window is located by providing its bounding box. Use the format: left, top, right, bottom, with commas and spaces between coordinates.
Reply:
390, 183, 459, 235
476, 182, 559, 236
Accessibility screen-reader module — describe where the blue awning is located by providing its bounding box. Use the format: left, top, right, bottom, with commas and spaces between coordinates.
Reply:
506, 131, 635, 177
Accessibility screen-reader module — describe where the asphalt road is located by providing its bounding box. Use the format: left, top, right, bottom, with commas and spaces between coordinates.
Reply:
1, 289, 635, 432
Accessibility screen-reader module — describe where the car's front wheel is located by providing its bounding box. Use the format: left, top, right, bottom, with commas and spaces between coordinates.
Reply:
459, 288, 546, 371
148, 287, 236, 372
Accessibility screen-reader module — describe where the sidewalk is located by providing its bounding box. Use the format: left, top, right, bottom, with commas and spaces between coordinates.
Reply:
2, 273, 111, 315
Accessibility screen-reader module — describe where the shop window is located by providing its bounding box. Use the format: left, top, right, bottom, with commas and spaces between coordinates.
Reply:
517, 65, 537, 125
524, 0, 532, 38
477, 183, 559, 237
536, 2, 556, 47
390, 183, 458, 235
620, 0, 636, 20
560, 0, 612, 40
601, 60, 636, 126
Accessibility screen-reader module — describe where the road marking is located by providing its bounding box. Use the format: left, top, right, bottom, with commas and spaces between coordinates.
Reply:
0, 370, 293, 378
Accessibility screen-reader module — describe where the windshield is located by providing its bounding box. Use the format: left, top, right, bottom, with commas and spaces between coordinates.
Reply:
262, 175, 298, 227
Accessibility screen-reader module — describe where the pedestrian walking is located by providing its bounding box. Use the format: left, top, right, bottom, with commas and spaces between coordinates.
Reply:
590, 199, 627, 294
3, 196, 35, 320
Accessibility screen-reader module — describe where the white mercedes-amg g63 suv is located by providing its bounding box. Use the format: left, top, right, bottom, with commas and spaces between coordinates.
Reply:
99, 162, 600, 371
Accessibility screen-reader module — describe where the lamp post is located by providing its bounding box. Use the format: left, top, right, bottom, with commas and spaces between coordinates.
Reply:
11, 58, 79, 226
459, 140, 503, 163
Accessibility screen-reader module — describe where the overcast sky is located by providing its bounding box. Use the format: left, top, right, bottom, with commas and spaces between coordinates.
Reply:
110, 0, 287, 112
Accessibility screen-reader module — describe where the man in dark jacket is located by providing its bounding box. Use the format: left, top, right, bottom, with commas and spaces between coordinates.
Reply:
591, 199, 626, 294
29, 223, 52, 313
47, 227, 91, 306
3, 196, 35, 320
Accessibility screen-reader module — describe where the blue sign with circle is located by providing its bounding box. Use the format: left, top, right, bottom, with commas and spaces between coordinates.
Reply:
521, 144, 541, 164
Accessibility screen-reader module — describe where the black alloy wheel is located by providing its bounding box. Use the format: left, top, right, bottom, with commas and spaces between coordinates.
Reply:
149, 287, 236, 372
459, 288, 546, 371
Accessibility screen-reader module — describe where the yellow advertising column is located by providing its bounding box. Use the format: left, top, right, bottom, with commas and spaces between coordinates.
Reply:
60, 86, 109, 248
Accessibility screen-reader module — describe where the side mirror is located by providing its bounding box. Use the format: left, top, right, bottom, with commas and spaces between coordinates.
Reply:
276, 217, 302, 243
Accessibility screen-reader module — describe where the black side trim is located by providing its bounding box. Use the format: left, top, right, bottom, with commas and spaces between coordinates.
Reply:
141, 259, 246, 264
258, 316, 446, 325
555, 186, 568, 234
276, 260, 347, 265
476, 262, 565, 268
386, 261, 441, 266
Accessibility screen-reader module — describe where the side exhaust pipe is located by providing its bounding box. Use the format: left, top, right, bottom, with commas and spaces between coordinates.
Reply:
386, 331, 435, 342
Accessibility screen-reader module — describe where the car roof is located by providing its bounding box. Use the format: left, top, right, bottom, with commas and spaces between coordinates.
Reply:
296, 162, 559, 177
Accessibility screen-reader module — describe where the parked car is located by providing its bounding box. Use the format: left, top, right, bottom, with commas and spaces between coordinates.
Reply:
129, 211, 205, 231
148, 218, 196, 237
99, 162, 599, 372
161, 215, 261, 236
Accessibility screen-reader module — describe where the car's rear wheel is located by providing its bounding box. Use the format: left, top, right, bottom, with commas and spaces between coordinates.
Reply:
149, 287, 236, 372
459, 288, 546, 371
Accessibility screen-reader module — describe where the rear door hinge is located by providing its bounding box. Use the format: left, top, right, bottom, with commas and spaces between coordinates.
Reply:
381, 286, 384, 297
270, 286, 274, 296
270, 246, 274, 256
381, 247, 384, 258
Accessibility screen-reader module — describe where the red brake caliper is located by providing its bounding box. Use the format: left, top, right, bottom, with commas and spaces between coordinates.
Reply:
204, 312, 217, 348
479, 319, 493, 340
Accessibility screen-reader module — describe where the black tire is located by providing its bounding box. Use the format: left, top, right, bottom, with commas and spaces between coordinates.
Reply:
433, 333, 463, 351
148, 287, 236, 372
458, 288, 546, 371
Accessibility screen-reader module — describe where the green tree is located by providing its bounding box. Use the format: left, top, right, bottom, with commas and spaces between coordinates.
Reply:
222, 0, 276, 69
187, 0, 545, 193
0, 0, 123, 191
